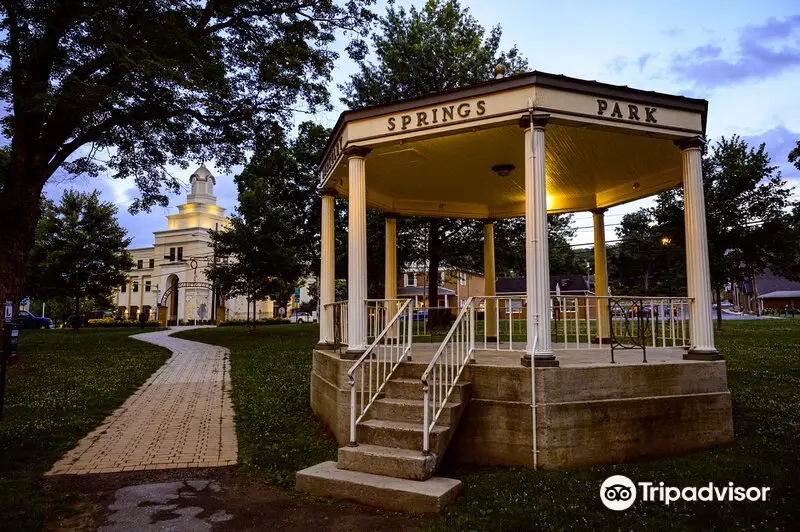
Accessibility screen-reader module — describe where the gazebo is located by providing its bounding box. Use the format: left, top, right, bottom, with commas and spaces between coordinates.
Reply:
298, 70, 733, 512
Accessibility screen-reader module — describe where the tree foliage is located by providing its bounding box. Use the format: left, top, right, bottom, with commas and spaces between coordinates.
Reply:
208, 121, 331, 317
341, 0, 527, 316
0, 0, 376, 302
27, 190, 133, 327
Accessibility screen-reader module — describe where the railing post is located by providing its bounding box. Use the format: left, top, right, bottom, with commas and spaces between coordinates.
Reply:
423, 384, 430, 455
470, 302, 476, 362
349, 377, 357, 446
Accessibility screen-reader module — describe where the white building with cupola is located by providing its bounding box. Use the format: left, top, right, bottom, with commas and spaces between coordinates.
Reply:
115, 164, 275, 323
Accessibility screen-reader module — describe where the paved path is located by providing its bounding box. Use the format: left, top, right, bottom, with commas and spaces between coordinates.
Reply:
46, 327, 237, 476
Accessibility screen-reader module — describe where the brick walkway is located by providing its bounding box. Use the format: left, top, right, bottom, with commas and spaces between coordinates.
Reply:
46, 327, 237, 476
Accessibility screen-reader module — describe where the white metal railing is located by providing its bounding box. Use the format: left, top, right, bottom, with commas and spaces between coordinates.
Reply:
471, 294, 691, 350
366, 299, 410, 340
323, 300, 348, 347
421, 297, 476, 454
348, 299, 413, 445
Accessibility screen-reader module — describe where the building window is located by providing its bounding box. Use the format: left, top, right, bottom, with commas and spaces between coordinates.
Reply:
177, 247, 183, 261
460, 272, 467, 286
149, 258, 154, 268
137, 259, 143, 269
132, 281, 139, 293
405, 273, 416, 287
121, 283, 126, 293
145, 281, 152, 292
169, 247, 176, 261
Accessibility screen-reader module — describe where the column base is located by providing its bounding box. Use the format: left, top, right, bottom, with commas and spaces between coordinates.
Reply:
684, 348, 724, 361
592, 337, 612, 345
314, 342, 335, 350
520, 354, 560, 368
485, 335, 498, 343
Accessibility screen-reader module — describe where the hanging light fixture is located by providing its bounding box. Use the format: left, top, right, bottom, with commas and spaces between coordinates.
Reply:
491, 164, 515, 177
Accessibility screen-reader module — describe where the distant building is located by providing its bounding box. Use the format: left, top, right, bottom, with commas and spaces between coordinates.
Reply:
729, 271, 800, 313
398, 266, 484, 308
115, 165, 274, 323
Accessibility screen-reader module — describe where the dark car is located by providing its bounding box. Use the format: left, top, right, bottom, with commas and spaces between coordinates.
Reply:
17, 310, 54, 329
66, 310, 113, 328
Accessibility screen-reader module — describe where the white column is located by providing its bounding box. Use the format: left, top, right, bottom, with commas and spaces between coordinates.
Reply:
319, 192, 336, 345
592, 208, 610, 342
677, 137, 720, 359
484, 221, 497, 340
521, 113, 557, 367
346, 146, 371, 354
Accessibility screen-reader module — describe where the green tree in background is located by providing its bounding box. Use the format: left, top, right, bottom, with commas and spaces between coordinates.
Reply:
341, 0, 527, 318
0, 0, 375, 305
27, 191, 133, 328
209, 121, 331, 320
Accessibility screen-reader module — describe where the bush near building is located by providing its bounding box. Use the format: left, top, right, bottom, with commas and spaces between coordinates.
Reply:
86, 318, 161, 328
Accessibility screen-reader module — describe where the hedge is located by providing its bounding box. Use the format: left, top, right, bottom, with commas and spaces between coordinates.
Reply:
218, 318, 290, 327
87, 318, 161, 328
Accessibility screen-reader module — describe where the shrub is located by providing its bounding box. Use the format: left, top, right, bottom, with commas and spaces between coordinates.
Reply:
218, 318, 290, 327
87, 317, 161, 328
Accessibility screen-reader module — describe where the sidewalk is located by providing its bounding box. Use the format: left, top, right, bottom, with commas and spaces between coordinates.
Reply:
46, 327, 237, 475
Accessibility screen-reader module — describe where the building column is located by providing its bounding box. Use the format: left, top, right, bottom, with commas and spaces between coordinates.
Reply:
521, 113, 558, 367
677, 137, 720, 359
319, 191, 336, 346
384, 215, 397, 301
345, 146, 371, 355
483, 221, 498, 341
591, 208, 610, 343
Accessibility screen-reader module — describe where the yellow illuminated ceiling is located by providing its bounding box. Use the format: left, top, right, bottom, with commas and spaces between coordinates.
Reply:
327, 120, 684, 218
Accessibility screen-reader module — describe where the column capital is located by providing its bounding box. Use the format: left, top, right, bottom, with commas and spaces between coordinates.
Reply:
590, 207, 608, 215
384, 212, 401, 220
320, 188, 338, 197
483, 218, 496, 225
674, 136, 705, 151
518, 112, 551, 130
343, 145, 372, 158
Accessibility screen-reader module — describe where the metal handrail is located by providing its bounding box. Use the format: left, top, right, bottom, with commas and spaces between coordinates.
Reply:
420, 296, 475, 454
347, 299, 413, 446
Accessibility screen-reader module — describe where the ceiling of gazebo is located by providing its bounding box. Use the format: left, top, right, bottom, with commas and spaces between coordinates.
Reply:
325, 119, 684, 218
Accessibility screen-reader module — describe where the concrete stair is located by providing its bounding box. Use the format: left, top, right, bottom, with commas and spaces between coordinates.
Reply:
296, 359, 471, 512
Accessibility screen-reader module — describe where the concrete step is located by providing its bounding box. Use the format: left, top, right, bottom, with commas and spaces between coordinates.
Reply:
357, 419, 449, 455
372, 397, 462, 425
296, 461, 460, 513
384, 377, 471, 403
394, 361, 429, 380
337, 444, 437, 480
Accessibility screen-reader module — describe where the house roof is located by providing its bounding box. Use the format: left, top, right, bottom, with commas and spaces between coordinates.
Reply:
759, 290, 800, 299
496, 275, 590, 294
398, 286, 456, 297
740, 271, 800, 295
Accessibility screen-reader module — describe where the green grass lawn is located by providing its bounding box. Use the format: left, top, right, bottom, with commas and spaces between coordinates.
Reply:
178, 320, 800, 530
0, 328, 170, 531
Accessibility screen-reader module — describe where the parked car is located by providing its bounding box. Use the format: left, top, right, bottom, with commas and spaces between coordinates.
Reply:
289, 312, 317, 324
17, 310, 54, 329
66, 310, 113, 328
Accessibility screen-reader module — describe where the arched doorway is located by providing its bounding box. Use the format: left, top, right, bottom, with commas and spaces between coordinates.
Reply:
166, 274, 179, 322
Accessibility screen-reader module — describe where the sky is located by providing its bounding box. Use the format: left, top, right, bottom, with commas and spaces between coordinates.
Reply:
42, 0, 800, 249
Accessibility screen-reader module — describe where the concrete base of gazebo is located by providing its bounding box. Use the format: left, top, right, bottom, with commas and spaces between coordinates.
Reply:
310, 345, 733, 470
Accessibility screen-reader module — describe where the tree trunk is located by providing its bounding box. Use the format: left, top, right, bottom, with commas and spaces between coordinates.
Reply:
246, 297, 250, 323
427, 219, 442, 329
0, 153, 49, 310
715, 285, 723, 331
73, 288, 82, 330
752, 273, 760, 316
252, 298, 257, 328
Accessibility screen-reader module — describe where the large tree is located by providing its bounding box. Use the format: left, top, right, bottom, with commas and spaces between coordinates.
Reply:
27, 190, 132, 328
0, 0, 375, 303
209, 121, 331, 318
654, 136, 792, 327
341, 0, 526, 319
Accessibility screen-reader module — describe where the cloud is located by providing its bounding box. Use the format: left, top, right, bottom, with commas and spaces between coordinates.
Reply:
740, 125, 800, 191
669, 14, 800, 88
